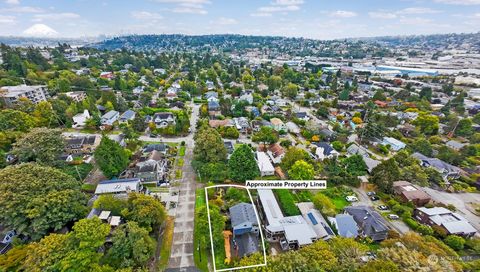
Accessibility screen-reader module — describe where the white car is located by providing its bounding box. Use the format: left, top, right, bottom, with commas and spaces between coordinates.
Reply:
388, 214, 400, 220
345, 195, 358, 202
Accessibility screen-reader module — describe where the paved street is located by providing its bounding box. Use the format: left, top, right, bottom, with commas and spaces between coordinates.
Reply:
167, 104, 202, 270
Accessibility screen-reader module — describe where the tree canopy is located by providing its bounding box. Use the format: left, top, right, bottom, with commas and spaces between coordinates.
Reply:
12, 127, 65, 166
94, 136, 129, 178
228, 144, 260, 182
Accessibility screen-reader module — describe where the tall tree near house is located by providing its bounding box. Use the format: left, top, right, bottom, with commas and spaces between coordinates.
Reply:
0, 109, 35, 132
281, 147, 311, 172
288, 160, 315, 180
252, 126, 279, 145
370, 158, 401, 194
121, 193, 166, 232
94, 136, 129, 178
0, 163, 87, 240
193, 126, 227, 163
228, 144, 260, 182
12, 127, 65, 166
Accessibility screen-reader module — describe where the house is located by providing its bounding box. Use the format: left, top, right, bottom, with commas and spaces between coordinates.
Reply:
209, 119, 234, 128
239, 90, 254, 104
295, 112, 310, 122
72, 110, 90, 128
364, 157, 381, 173
65, 91, 87, 102
119, 110, 136, 123
143, 143, 169, 155
344, 206, 389, 241
0, 85, 49, 107
101, 110, 120, 126
153, 112, 176, 128
99, 71, 114, 79
229, 203, 260, 258
414, 207, 477, 237
95, 178, 142, 196
65, 135, 99, 154
297, 202, 335, 241
286, 122, 300, 134
393, 181, 431, 206
234, 117, 250, 133
381, 137, 406, 151
256, 152, 275, 176
347, 143, 370, 158
446, 140, 465, 151
208, 101, 221, 115
135, 160, 165, 183
206, 80, 215, 91
270, 118, 286, 132
333, 214, 359, 238
133, 86, 145, 95
313, 142, 339, 161
251, 120, 273, 132
257, 189, 318, 250
266, 143, 285, 164
412, 152, 461, 182
319, 128, 336, 141
205, 91, 219, 102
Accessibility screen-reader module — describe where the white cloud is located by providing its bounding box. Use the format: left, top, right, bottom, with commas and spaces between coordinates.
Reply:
398, 7, 441, 14
250, 12, 272, 17
368, 11, 397, 19
23, 23, 58, 37
33, 12, 80, 22
153, 0, 210, 14
329, 10, 357, 18
271, 0, 304, 5
399, 17, 433, 25
0, 14, 15, 24
252, 0, 304, 17
0, 6, 44, 13
131, 11, 163, 20
258, 5, 300, 12
434, 0, 480, 5
5, 0, 20, 5
213, 17, 237, 25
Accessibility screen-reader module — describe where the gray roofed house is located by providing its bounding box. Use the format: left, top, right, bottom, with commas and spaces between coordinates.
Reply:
414, 207, 477, 237
347, 143, 370, 158
229, 203, 260, 258
412, 152, 462, 182
363, 157, 381, 173
94, 178, 142, 196
208, 101, 220, 111
334, 214, 359, 238
344, 206, 389, 241
446, 140, 465, 151
297, 202, 335, 240
119, 110, 136, 123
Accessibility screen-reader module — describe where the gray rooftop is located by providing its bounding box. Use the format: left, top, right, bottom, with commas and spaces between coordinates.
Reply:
230, 203, 258, 229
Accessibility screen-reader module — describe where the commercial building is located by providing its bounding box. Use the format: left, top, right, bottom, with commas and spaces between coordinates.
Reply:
0, 85, 48, 107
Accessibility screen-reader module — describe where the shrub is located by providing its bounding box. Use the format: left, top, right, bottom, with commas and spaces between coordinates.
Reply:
404, 218, 419, 230
417, 224, 434, 236
445, 235, 466, 251
275, 189, 300, 216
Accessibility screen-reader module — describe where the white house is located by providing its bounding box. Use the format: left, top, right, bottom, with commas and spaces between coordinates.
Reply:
119, 110, 136, 123
256, 151, 275, 176
72, 110, 90, 128
101, 110, 120, 126
270, 118, 287, 131
381, 137, 406, 151
153, 112, 176, 128
239, 90, 254, 104
205, 91, 219, 102
314, 142, 339, 161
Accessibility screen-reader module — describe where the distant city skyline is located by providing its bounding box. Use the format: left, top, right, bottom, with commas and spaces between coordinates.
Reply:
0, 0, 479, 39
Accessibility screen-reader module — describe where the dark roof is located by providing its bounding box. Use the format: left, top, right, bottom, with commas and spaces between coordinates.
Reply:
143, 143, 169, 153
313, 142, 335, 155
230, 203, 257, 229
153, 112, 174, 120
208, 101, 220, 109
120, 110, 136, 120
344, 206, 388, 239
295, 112, 307, 118
234, 232, 259, 258
224, 141, 234, 154
335, 214, 359, 238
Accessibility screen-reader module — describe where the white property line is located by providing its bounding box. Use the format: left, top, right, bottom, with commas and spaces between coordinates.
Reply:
204, 184, 268, 272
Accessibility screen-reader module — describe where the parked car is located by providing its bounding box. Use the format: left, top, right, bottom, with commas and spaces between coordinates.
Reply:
367, 191, 376, 196
346, 195, 358, 202
377, 205, 388, 210
370, 196, 380, 201
388, 214, 399, 220
2, 230, 16, 244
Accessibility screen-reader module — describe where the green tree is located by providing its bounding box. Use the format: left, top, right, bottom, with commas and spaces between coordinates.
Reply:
122, 193, 166, 232
288, 160, 314, 180
131, 114, 147, 132
343, 154, 368, 176
12, 127, 65, 166
444, 235, 465, 251
409, 138, 433, 157
413, 113, 439, 135
228, 144, 260, 182
455, 118, 473, 137
93, 194, 128, 216
32, 101, 57, 127
106, 221, 156, 269
193, 126, 227, 163
0, 109, 35, 132
371, 158, 401, 193
312, 193, 336, 216
94, 136, 129, 178
281, 83, 299, 99
281, 147, 311, 172
0, 163, 87, 240
252, 126, 279, 145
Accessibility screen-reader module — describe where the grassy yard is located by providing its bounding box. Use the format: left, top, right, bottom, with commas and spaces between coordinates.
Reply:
322, 187, 354, 212
178, 146, 186, 156
157, 216, 175, 271
194, 188, 209, 272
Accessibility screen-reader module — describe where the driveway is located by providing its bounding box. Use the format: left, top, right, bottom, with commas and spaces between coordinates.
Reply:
352, 187, 410, 235
422, 187, 480, 232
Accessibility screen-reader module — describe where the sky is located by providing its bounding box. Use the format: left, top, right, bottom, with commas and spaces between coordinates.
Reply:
0, 0, 479, 40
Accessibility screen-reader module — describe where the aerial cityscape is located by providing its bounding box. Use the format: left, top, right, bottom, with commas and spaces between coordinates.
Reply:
0, 0, 480, 272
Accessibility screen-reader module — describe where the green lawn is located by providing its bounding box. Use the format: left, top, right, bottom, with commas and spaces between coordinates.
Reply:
59, 163, 93, 181
194, 188, 209, 272
157, 216, 175, 271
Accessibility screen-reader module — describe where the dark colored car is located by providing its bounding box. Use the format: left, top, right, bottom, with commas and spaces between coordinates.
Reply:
370, 196, 380, 201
